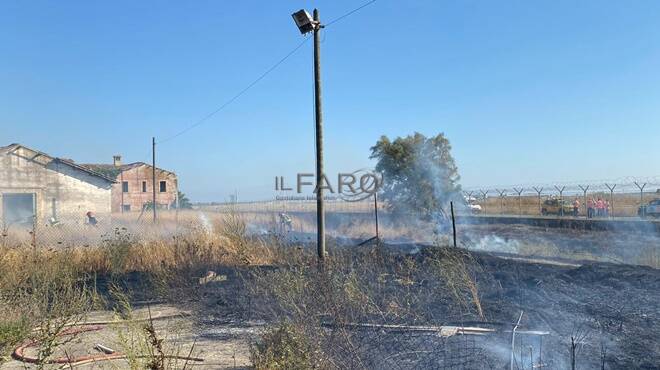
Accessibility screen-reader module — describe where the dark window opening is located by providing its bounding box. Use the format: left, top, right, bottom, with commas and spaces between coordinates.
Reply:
142, 181, 147, 193
159, 181, 167, 193
2, 193, 35, 226
122, 204, 131, 212
122, 181, 129, 193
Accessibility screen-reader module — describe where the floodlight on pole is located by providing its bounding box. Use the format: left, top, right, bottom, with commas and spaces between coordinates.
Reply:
291, 9, 316, 34
292, 9, 326, 263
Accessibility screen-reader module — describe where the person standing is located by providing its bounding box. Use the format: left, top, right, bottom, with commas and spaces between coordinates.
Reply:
596, 198, 604, 217
587, 197, 595, 218
605, 200, 611, 217
573, 198, 580, 217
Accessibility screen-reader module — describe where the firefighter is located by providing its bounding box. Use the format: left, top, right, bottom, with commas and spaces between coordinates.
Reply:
85, 211, 98, 226
279, 212, 292, 233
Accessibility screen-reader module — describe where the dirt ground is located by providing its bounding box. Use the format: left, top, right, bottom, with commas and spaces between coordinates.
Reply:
0, 305, 256, 369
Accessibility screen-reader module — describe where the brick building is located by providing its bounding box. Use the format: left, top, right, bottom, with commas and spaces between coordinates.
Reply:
83, 156, 178, 213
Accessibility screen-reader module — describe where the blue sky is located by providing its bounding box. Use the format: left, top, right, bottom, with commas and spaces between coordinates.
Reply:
2, 0, 660, 201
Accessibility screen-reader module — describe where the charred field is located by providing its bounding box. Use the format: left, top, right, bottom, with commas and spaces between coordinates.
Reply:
1, 211, 659, 369
182, 239, 660, 370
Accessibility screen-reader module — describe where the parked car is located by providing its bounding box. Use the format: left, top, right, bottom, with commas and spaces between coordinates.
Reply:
638, 199, 660, 218
463, 195, 482, 214
541, 199, 574, 216
467, 203, 482, 214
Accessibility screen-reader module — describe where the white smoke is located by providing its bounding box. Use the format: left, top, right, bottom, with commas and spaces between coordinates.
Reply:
468, 235, 521, 254
198, 212, 214, 235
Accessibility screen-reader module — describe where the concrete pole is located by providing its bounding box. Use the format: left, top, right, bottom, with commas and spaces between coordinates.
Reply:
533, 187, 543, 215
313, 9, 326, 262
605, 183, 616, 217
152, 137, 157, 223
514, 188, 523, 216
579, 185, 589, 218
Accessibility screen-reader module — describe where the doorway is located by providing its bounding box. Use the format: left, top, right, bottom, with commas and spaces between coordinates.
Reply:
2, 193, 35, 227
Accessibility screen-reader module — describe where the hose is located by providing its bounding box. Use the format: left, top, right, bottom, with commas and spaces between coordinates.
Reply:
12, 319, 204, 366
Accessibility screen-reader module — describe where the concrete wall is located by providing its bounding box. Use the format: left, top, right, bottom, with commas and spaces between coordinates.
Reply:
0, 147, 112, 223
112, 164, 178, 213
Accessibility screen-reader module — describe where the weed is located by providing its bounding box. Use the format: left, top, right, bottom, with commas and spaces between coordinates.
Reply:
250, 321, 323, 370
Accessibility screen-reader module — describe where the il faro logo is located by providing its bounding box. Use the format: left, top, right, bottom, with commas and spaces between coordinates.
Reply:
275, 169, 383, 202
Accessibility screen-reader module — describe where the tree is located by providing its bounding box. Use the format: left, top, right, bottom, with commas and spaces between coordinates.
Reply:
370, 132, 461, 220
172, 191, 193, 209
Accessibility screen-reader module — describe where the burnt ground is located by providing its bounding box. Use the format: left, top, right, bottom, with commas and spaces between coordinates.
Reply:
476, 252, 660, 369
178, 244, 660, 370
6, 229, 655, 369
453, 222, 660, 268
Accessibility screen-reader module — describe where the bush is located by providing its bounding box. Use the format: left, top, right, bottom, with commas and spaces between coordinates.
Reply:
0, 316, 30, 361
251, 321, 320, 370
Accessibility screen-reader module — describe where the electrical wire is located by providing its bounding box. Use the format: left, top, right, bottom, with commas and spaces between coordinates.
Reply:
158, 36, 311, 144
324, 0, 378, 28
157, 0, 378, 145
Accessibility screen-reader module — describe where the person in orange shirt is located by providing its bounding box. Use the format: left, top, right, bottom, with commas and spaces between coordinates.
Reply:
573, 198, 580, 217
587, 198, 595, 218
596, 198, 604, 217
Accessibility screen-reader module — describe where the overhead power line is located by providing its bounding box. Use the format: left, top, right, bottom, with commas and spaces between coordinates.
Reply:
158, 36, 311, 144
325, 0, 377, 27
158, 0, 378, 144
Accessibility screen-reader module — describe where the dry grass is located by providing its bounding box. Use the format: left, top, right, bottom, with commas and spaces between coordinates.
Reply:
0, 210, 273, 365
247, 244, 491, 369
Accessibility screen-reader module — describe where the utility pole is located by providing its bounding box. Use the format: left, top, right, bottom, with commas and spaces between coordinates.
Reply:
292, 8, 325, 262
152, 137, 157, 223
313, 9, 326, 262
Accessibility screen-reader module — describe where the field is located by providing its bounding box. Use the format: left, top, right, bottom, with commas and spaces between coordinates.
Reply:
0, 209, 659, 369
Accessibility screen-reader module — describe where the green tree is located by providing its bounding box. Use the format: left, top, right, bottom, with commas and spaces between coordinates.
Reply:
370, 132, 461, 219
172, 191, 193, 209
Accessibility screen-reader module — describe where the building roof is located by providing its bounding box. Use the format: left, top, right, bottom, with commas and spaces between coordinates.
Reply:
1, 143, 117, 183
80, 162, 176, 180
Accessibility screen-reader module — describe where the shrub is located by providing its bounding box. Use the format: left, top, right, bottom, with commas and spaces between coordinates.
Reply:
251, 321, 321, 370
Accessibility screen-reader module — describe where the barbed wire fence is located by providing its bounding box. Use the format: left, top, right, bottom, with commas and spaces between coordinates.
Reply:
464, 175, 660, 217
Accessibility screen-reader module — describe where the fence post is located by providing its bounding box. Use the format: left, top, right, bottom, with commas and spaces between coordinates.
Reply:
513, 188, 524, 216
634, 182, 647, 217
496, 189, 507, 215
479, 190, 489, 215
450, 201, 457, 248
605, 183, 616, 217
31, 214, 37, 249
533, 187, 543, 215
554, 185, 566, 216
578, 185, 589, 218
463, 191, 475, 217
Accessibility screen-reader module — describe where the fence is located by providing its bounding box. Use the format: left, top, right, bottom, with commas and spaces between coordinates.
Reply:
464, 177, 660, 218
198, 197, 380, 214
0, 210, 209, 249
4, 176, 660, 249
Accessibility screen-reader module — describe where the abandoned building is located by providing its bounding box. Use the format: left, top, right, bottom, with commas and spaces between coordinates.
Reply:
82, 156, 178, 213
0, 144, 115, 226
